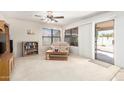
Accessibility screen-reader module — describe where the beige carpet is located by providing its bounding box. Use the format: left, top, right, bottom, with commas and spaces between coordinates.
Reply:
88, 59, 112, 68
10, 55, 120, 81
112, 69, 124, 81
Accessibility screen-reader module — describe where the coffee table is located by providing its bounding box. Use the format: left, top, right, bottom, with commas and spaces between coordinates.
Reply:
46, 50, 68, 60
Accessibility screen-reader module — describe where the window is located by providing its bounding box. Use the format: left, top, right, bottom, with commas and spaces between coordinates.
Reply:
42, 28, 61, 45
65, 27, 78, 46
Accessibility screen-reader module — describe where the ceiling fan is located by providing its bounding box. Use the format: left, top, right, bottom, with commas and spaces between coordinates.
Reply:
34, 11, 64, 23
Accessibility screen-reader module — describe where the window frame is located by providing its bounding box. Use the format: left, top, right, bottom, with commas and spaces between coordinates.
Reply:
42, 28, 61, 45
65, 27, 78, 47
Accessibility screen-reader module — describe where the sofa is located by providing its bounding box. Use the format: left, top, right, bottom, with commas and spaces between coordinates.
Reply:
50, 42, 70, 55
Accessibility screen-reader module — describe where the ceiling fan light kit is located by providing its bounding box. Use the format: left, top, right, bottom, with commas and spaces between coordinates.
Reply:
41, 17, 58, 23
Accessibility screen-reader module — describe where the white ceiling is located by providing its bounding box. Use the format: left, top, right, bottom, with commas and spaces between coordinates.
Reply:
0, 11, 104, 25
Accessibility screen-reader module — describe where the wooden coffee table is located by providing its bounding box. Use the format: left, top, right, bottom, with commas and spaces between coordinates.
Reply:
46, 50, 68, 60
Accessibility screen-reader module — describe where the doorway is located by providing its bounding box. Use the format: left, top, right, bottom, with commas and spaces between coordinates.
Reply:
95, 20, 114, 64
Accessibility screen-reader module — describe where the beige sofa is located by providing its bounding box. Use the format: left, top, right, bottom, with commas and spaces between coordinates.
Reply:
51, 42, 70, 54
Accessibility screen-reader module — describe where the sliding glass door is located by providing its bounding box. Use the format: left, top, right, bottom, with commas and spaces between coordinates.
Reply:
95, 20, 114, 64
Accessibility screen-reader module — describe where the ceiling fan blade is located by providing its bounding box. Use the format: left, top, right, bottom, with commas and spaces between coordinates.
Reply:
53, 16, 64, 19
53, 19, 58, 22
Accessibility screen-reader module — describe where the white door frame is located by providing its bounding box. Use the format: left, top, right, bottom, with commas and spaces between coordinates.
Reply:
92, 17, 116, 65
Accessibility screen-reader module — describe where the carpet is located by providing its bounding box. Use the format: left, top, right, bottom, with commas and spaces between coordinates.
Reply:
10, 55, 120, 81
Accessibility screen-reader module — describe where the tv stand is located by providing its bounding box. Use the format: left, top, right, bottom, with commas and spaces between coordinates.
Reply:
0, 53, 14, 80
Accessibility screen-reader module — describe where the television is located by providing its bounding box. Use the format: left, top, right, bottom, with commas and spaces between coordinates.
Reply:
0, 33, 6, 54
10, 40, 13, 53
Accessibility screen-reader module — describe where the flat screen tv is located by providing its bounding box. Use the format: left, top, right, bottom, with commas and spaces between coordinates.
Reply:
0, 33, 6, 54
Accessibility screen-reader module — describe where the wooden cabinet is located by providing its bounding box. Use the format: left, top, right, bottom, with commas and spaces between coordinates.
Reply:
0, 20, 6, 32
0, 53, 14, 81
5, 24, 10, 52
0, 20, 14, 81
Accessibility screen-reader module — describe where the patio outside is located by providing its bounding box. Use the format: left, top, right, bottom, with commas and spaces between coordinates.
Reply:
96, 30, 114, 64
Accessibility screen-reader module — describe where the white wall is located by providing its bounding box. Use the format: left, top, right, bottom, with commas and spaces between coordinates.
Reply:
114, 12, 124, 68
65, 11, 124, 68
6, 19, 42, 57
70, 46, 79, 55
78, 23, 92, 58
6, 18, 62, 57
65, 12, 115, 58
0, 14, 6, 21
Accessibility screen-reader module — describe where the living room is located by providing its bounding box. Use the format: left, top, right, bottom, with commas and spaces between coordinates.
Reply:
1, 11, 124, 81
